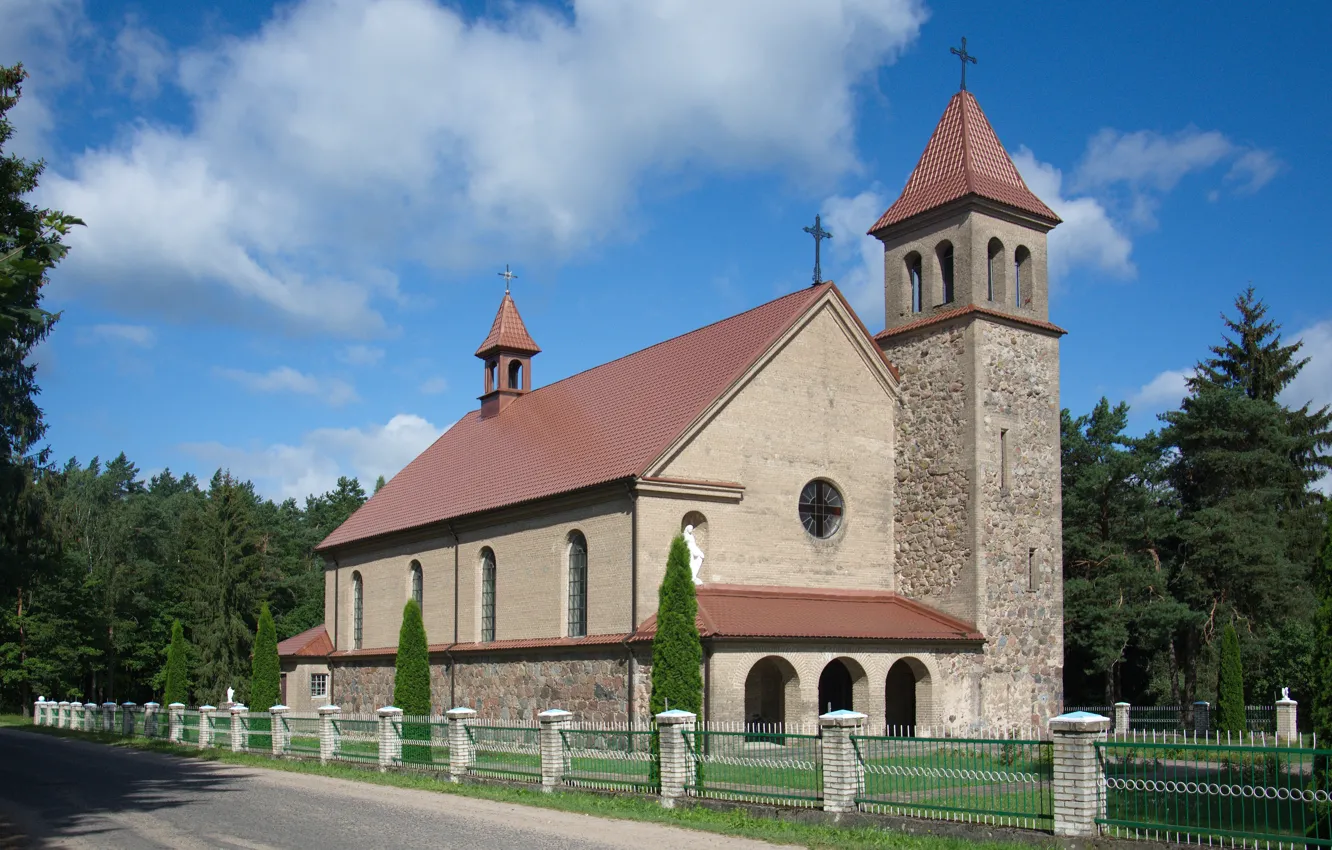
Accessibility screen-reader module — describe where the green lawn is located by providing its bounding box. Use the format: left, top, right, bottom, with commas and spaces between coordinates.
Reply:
6, 722, 1052, 850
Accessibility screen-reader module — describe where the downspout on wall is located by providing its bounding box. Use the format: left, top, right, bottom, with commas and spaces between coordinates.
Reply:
331, 556, 340, 698
627, 482, 638, 726
449, 522, 459, 709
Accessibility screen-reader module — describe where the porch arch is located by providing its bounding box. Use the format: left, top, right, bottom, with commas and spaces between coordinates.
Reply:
885, 657, 932, 735
744, 656, 799, 730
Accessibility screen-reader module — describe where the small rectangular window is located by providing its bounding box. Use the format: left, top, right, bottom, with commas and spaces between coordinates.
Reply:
310, 673, 328, 699
1000, 429, 1009, 491
1027, 548, 1037, 592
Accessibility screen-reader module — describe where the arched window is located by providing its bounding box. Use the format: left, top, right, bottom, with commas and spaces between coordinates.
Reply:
905, 253, 923, 313
486, 361, 497, 392
351, 571, 363, 650
567, 532, 587, 638
937, 242, 955, 304
987, 238, 1003, 302
1014, 246, 1031, 307
480, 549, 496, 642
508, 360, 523, 390
409, 560, 423, 610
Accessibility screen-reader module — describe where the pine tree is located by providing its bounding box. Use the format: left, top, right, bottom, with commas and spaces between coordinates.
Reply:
249, 602, 280, 711
1313, 502, 1332, 745
373, 475, 386, 494
1215, 623, 1246, 735
163, 620, 189, 705
650, 535, 703, 717
394, 599, 432, 763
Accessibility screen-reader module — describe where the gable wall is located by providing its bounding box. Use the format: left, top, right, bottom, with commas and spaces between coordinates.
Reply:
642, 304, 895, 607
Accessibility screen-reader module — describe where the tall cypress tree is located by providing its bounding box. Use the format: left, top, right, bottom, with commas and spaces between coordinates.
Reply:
394, 599, 432, 763
1215, 623, 1246, 735
249, 602, 280, 711
649, 535, 703, 717
163, 620, 189, 705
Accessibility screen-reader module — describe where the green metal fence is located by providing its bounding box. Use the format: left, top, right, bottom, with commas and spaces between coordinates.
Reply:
181, 711, 200, 744
332, 718, 379, 764
398, 717, 450, 770
467, 724, 541, 781
560, 728, 658, 792
1098, 739, 1332, 846
683, 729, 822, 807
852, 735, 1053, 829
284, 715, 321, 757
243, 715, 272, 751
206, 712, 226, 746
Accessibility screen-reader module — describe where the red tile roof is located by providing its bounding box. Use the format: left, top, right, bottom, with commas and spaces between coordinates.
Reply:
636, 584, 982, 642
475, 293, 541, 357
318, 283, 841, 551
869, 91, 1059, 234
875, 303, 1067, 341
277, 625, 333, 659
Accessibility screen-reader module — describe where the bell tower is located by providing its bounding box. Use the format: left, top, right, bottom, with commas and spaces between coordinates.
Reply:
476, 291, 540, 418
870, 85, 1066, 729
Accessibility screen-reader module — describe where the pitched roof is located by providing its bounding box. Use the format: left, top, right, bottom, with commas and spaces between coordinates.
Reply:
475, 292, 541, 357
277, 625, 333, 659
869, 91, 1059, 234
635, 584, 982, 642
318, 283, 840, 551
875, 303, 1067, 341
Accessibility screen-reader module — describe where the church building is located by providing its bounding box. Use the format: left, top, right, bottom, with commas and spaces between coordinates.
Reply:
286, 86, 1066, 734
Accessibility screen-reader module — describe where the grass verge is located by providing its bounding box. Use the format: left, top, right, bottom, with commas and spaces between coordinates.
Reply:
6, 721, 1050, 850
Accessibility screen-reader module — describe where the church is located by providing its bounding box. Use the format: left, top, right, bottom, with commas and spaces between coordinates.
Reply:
281, 85, 1066, 736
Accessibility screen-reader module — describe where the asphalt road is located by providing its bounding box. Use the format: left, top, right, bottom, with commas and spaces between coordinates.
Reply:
0, 729, 781, 850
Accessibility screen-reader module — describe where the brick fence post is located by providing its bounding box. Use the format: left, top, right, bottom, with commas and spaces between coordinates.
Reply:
58, 701, 70, 728
198, 706, 215, 749
122, 703, 137, 736
102, 702, 116, 733
820, 710, 867, 815
318, 705, 341, 764
84, 703, 97, 732
31, 699, 42, 726
271, 705, 290, 757
538, 709, 573, 791
378, 706, 403, 772
70, 702, 84, 731
1113, 702, 1130, 736
656, 709, 696, 808
168, 703, 185, 743
144, 702, 161, 738
230, 704, 248, 753
1049, 711, 1110, 837
446, 707, 476, 783
1276, 696, 1298, 744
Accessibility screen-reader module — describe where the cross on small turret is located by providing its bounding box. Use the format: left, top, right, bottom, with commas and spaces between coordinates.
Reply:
803, 214, 832, 286
950, 37, 977, 91
498, 263, 518, 293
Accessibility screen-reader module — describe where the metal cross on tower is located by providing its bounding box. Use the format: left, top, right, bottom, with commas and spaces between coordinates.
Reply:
498, 263, 518, 293
950, 37, 977, 91
803, 214, 832, 286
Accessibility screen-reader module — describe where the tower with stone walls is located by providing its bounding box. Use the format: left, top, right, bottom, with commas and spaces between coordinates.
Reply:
871, 90, 1065, 731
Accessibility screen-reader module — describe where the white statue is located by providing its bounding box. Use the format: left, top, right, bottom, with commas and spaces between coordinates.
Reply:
1281, 686, 1290, 701
683, 525, 705, 585
226, 687, 235, 705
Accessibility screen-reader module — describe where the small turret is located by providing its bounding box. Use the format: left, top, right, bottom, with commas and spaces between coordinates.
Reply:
476, 292, 540, 418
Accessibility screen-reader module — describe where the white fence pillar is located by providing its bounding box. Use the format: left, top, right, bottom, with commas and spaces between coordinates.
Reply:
820, 710, 867, 814
101, 702, 115, 733
318, 705, 341, 764
83, 703, 97, 731
1113, 702, 1130, 735
121, 702, 137, 736
168, 703, 185, 743
69, 703, 83, 731
377, 706, 403, 772
446, 707, 476, 783
31, 699, 43, 726
1049, 711, 1110, 837
656, 709, 696, 808
198, 706, 215, 748
58, 701, 70, 728
1276, 696, 1298, 743
143, 702, 161, 738
270, 705, 290, 757
539, 709, 573, 791
229, 704, 248, 753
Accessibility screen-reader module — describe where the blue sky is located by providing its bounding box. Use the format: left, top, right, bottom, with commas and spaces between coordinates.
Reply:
6, 0, 1330, 500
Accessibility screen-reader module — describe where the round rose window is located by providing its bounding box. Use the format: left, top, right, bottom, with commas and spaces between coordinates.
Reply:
799, 480, 843, 539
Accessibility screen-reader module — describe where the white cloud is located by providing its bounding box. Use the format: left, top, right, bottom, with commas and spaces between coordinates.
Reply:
1131, 368, 1194, 413
1226, 149, 1281, 194
1282, 319, 1332, 495
113, 18, 171, 100
216, 365, 358, 407
820, 189, 888, 323
182, 413, 445, 501
340, 344, 385, 366
0, 0, 87, 159
89, 323, 155, 347
40, 0, 926, 335
1012, 147, 1135, 282
419, 376, 448, 395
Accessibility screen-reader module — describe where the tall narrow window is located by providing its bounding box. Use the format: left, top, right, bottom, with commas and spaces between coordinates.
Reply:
567, 532, 588, 638
906, 253, 923, 313
352, 571, 363, 650
1027, 548, 1037, 592
1000, 429, 1009, 491
481, 549, 496, 642
937, 242, 955, 304
486, 361, 497, 392
508, 360, 523, 390
1014, 246, 1031, 307
409, 560, 423, 610
987, 238, 1003, 302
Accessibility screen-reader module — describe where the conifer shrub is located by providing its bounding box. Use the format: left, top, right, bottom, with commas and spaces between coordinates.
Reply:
1312, 504, 1332, 840
394, 599, 432, 763
249, 603, 281, 746
1215, 622, 1246, 735
163, 620, 189, 706
650, 535, 703, 786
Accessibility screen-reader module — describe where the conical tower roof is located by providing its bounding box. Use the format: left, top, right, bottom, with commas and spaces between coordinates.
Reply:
869, 91, 1059, 234
475, 292, 541, 357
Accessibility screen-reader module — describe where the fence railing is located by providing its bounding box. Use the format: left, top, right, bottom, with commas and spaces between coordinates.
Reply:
466, 724, 542, 781
559, 727, 658, 792
682, 729, 823, 808
852, 734, 1053, 830
1068, 703, 1292, 735
398, 716, 450, 770
1097, 738, 1332, 847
